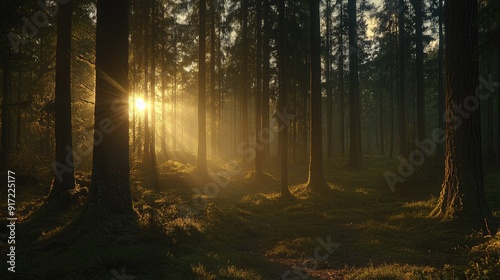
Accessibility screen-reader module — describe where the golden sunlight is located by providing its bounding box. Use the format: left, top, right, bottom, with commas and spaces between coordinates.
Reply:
135, 97, 147, 112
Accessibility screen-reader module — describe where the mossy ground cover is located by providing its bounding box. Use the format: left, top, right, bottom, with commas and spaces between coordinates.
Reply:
1, 155, 499, 279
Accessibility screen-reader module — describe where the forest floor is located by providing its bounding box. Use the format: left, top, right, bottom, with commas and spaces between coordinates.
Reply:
1, 154, 500, 279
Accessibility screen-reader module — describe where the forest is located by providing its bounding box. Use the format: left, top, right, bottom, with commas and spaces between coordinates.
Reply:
1, 0, 500, 279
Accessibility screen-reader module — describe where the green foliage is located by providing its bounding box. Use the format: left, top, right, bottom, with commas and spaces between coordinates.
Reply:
6, 157, 500, 279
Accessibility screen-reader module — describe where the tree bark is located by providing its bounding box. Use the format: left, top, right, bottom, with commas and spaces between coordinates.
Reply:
262, 0, 271, 162
338, 0, 345, 157
412, 0, 425, 141
307, 0, 327, 191
142, 0, 150, 163
49, 1, 75, 201
210, 0, 217, 157
88, 0, 132, 215
254, 0, 264, 180
240, 0, 249, 152
380, 86, 385, 155
348, 0, 362, 168
161, 49, 166, 156
431, 0, 495, 233
149, 0, 158, 171
326, 0, 333, 160
197, 0, 209, 178
278, 0, 291, 198
437, 0, 445, 157
397, 0, 407, 155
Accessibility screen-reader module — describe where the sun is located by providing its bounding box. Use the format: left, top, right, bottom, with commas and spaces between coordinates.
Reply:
135, 97, 147, 111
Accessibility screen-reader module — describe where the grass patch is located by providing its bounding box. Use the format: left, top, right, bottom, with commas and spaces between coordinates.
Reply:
2, 156, 499, 279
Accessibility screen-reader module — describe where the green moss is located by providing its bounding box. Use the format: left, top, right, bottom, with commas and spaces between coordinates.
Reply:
4, 156, 499, 279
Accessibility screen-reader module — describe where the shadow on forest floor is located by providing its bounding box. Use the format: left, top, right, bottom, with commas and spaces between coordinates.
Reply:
1, 155, 500, 279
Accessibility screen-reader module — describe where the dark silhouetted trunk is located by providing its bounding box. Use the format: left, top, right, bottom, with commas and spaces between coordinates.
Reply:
498, 51, 500, 158
241, 0, 249, 150
48, 1, 75, 201
397, 0, 407, 156
437, 0, 445, 157
161, 52, 166, 156
380, 88, 385, 155
255, 0, 263, 180
412, 0, 425, 141
143, 1, 150, 163
338, 0, 345, 157
150, 0, 157, 169
307, 0, 327, 191
88, 0, 132, 215
348, 0, 362, 168
172, 24, 178, 150
210, 0, 217, 157
326, 0, 333, 160
262, 0, 271, 161
278, 0, 291, 198
431, 0, 495, 233
197, 0, 209, 178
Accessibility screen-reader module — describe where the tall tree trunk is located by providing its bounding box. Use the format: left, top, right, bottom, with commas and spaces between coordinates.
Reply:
240, 0, 249, 151
348, 0, 362, 168
412, 0, 425, 141
197, 0, 209, 178
143, 0, 150, 163
254, 0, 263, 180
338, 0, 345, 157
397, 0, 407, 155
498, 49, 500, 158
307, 0, 328, 191
431, 0, 495, 233
437, 0, 445, 157
150, 0, 157, 168
218, 5, 224, 156
15, 72, 22, 152
278, 0, 291, 198
380, 87, 385, 155
48, 1, 75, 202
390, 41, 395, 158
88, 0, 132, 215
262, 0, 271, 161
210, 0, 217, 157
485, 2, 494, 156
161, 51, 166, 156
173, 24, 177, 150
326, 0, 333, 160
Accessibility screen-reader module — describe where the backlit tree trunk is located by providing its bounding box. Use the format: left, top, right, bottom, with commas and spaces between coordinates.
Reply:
397, 0, 407, 155
412, 0, 425, 141
48, 1, 75, 201
88, 0, 132, 215
431, 0, 495, 232
307, 0, 327, 191
278, 0, 291, 198
210, 0, 217, 157
254, 0, 264, 180
437, 0, 445, 157
197, 0, 209, 178
348, 0, 362, 168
